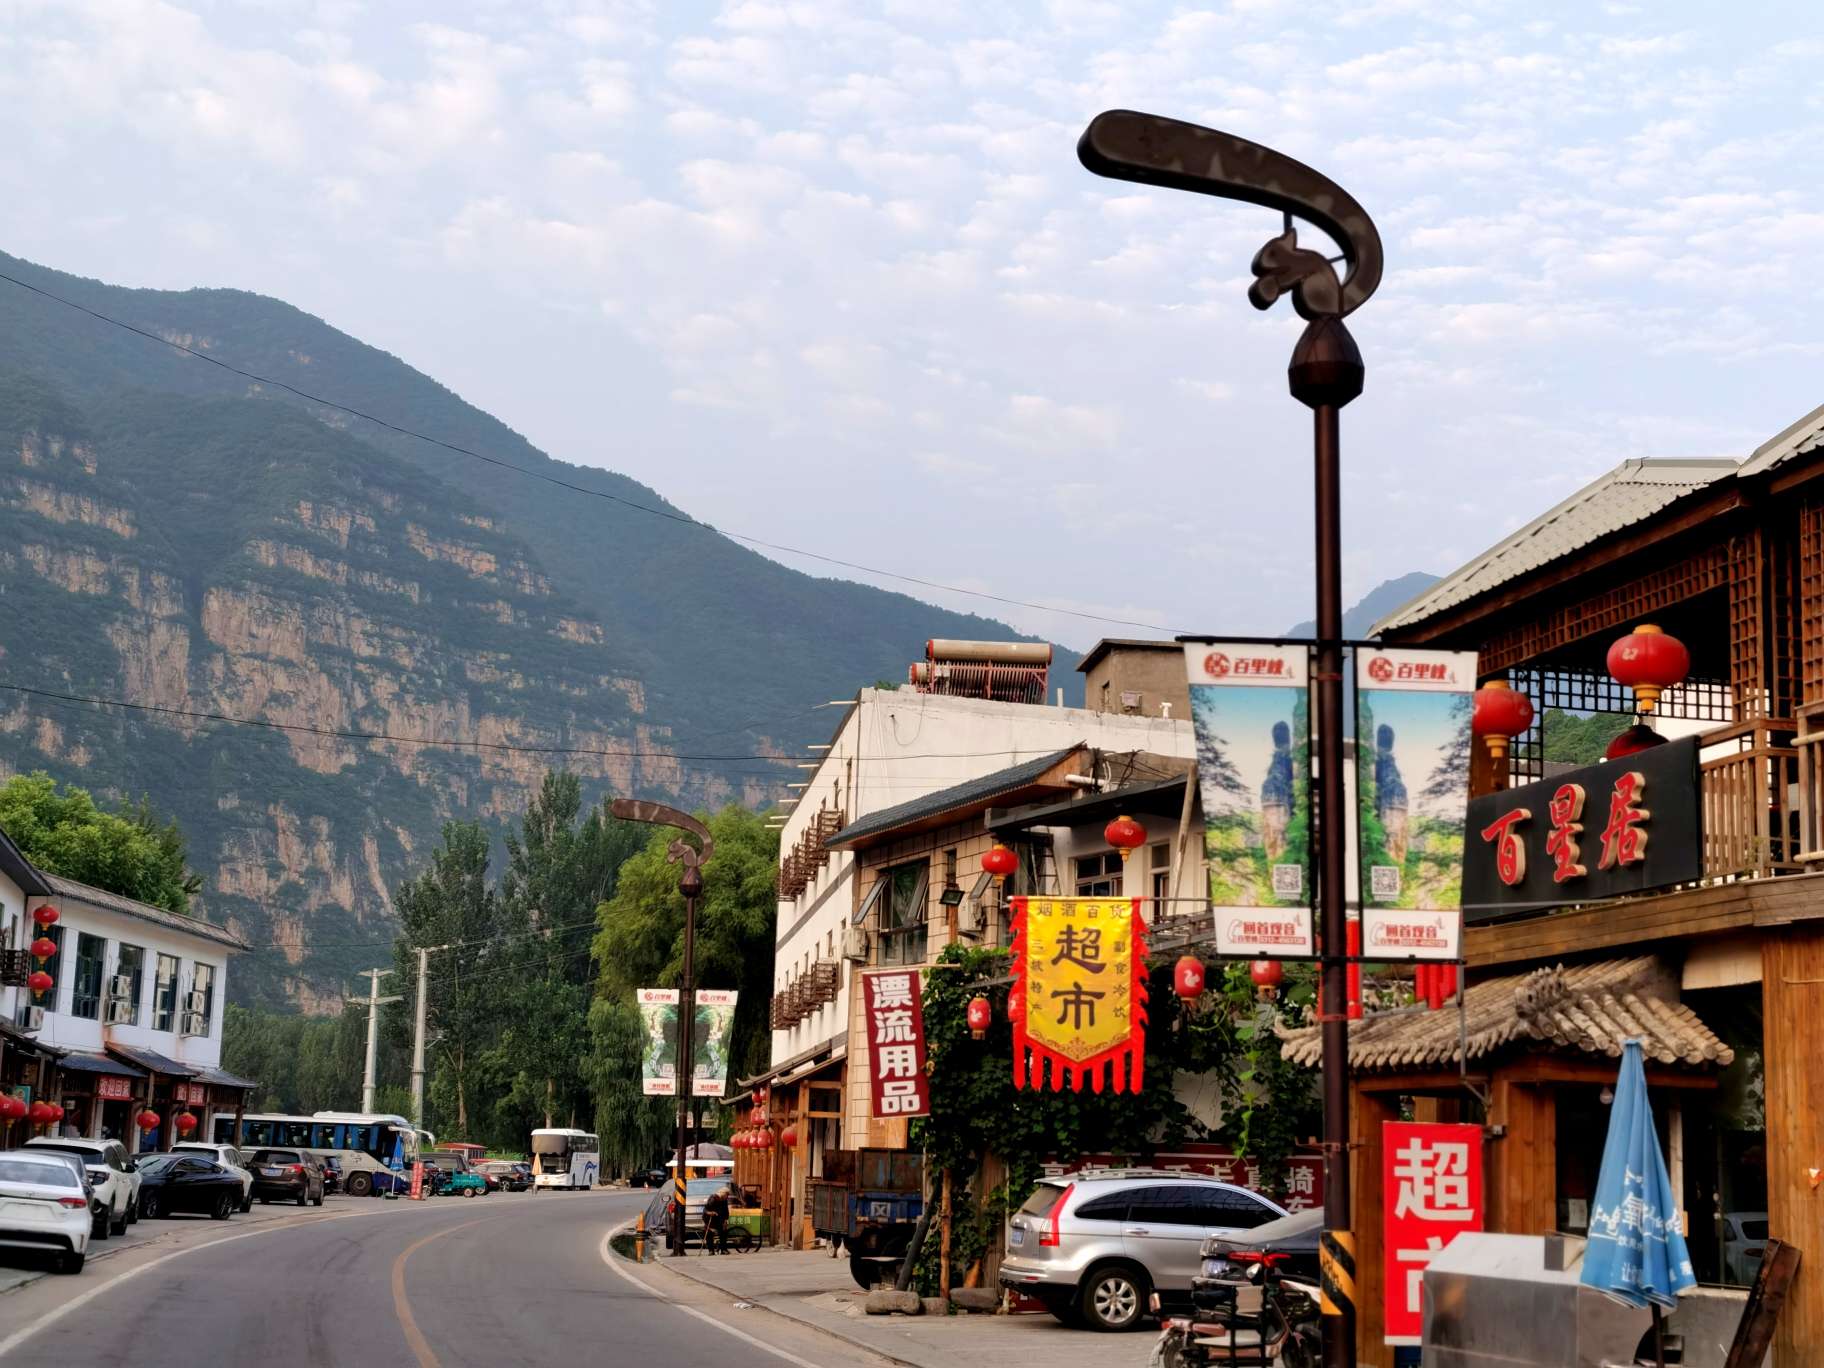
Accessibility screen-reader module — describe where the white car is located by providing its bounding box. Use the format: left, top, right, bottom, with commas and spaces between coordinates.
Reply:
0, 1149, 94, 1273
173, 1143, 255, 1213
24, 1138, 137, 1239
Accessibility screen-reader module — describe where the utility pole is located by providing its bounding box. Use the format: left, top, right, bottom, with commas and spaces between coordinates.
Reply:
348, 968, 403, 1113
410, 945, 451, 1129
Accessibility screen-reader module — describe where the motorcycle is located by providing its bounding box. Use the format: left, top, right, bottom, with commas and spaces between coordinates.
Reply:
1148, 1249, 1321, 1368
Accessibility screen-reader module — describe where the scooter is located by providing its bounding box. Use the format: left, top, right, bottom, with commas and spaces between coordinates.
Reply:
1148, 1250, 1321, 1368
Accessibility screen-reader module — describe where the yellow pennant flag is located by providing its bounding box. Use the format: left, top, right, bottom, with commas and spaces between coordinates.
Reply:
1010, 896, 1148, 1093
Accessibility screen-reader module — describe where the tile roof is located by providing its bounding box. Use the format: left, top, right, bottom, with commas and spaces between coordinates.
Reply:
1277, 956, 1733, 1073
41, 873, 250, 952
1739, 399, 1824, 477
59, 1051, 145, 1078
193, 1065, 259, 1090
105, 1044, 198, 1078
825, 745, 1084, 848
1372, 459, 1739, 635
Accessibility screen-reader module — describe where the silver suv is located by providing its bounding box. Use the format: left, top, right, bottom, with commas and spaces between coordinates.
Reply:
998, 1171, 1287, 1331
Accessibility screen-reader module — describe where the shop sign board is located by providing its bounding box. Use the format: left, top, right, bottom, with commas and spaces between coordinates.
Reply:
1184, 642, 1316, 958
96, 1076, 134, 1101
1383, 1121, 1484, 1345
1462, 736, 1701, 922
175, 1083, 207, 1105
1044, 1146, 1324, 1212
1011, 896, 1147, 1093
1355, 648, 1474, 960
860, 969, 930, 1118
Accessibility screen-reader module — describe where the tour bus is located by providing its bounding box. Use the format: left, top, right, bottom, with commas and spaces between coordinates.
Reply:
529, 1128, 600, 1190
211, 1111, 427, 1197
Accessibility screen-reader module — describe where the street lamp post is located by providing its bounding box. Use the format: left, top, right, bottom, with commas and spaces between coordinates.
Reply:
609, 799, 714, 1257
1078, 110, 1382, 1368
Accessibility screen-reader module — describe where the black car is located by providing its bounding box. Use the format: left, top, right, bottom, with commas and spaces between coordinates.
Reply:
246, 1149, 326, 1206
631, 1166, 666, 1189
135, 1154, 241, 1221
315, 1154, 343, 1195
1198, 1207, 1323, 1287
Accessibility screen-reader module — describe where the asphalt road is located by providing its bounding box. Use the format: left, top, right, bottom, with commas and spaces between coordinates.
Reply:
0, 1189, 885, 1368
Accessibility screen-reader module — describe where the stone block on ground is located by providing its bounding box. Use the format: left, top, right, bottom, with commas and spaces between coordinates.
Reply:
864, 1289, 924, 1316
920, 1297, 949, 1317
949, 1288, 998, 1313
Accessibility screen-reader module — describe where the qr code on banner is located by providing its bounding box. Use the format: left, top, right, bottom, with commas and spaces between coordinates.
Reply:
1271, 864, 1304, 898
1371, 865, 1402, 899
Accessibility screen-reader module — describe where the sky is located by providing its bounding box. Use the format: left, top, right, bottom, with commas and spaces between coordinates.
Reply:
3, 1, 1823, 649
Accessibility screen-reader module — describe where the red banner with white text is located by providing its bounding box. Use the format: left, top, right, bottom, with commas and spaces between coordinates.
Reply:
862, 968, 930, 1119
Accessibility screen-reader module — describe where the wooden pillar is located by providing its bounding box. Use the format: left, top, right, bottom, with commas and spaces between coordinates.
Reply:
1484, 1071, 1555, 1235
1352, 1087, 1400, 1367
1763, 926, 1824, 1365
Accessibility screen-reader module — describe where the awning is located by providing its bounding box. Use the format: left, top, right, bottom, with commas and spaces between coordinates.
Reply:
731, 1037, 845, 1103
0, 1018, 64, 1059
987, 773, 1189, 835
58, 1052, 145, 1078
105, 1045, 198, 1078
193, 1066, 258, 1090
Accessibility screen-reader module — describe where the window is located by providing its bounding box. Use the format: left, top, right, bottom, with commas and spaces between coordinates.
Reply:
17, 925, 61, 1023
1150, 843, 1172, 906
152, 954, 181, 1032
72, 933, 107, 1020
876, 861, 929, 967
1075, 1193, 1130, 1221
1199, 1188, 1278, 1230
1075, 851, 1124, 897
113, 944, 145, 1026
1125, 1185, 1203, 1227
192, 962, 217, 1033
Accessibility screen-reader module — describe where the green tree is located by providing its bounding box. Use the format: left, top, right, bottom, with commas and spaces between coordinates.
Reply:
1541, 708, 1630, 766
0, 771, 200, 914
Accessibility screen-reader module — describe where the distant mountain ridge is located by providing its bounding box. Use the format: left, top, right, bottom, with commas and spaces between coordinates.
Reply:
1284, 572, 1442, 640
0, 251, 1076, 1009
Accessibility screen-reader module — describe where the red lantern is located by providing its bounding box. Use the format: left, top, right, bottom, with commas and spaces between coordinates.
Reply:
1471, 679, 1534, 764
1103, 814, 1147, 862
136, 1109, 161, 1132
1605, 723, 1666, 761
1607, 624, 1689, 715
1250, 960, 1284, 996
31, 905, 58, 929
0, 1096, 24, 1121
26, 970, 52, 997
29, 937, 55, 962
749, 1106, 765, 1128
733, 1130, 747, 1149
981, 844, 1018, 885
31, 1101, 59, 1126
754, 1086, 768, 1108
757, 1128, 774, 1149
175, 1112, 197, 1135
780, 1126, 798, 1149
1173, 955, 1206, 1001
1007, 986, 1024, 1023
966, 995, 991, 1040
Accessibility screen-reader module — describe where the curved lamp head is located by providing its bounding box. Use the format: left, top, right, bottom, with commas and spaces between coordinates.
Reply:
1077, 110, 1382, 321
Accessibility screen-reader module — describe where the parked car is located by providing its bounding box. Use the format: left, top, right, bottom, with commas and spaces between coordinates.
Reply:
134, 1153, 242, 1221
245, 1149, 325, 1206
172, 1143, 254, 1213
25, 1137, 137, 1239
1723, 1211, 1769, 1286
479, 1161, 529, 1192
998, 1173, 1289, 1332
0, 1150, 95, 1273
1199, 1206, 1324, 1286
316, 1154, 343, 1195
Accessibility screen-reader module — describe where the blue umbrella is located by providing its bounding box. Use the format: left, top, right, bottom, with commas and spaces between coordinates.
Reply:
1581, 1038, 1696, 1310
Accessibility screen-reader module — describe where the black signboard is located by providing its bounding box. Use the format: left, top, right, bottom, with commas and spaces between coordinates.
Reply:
1462, 735, 1701, 923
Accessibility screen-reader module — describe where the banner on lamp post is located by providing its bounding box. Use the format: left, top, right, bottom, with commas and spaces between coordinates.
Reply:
638, 988, 739, 1097
1184, 642, 1315, 958
860, 969, 930, 1119
1355, 648, 1476, 961
1383, 1120, 1484, 1345
1011, 896, 1147, 1093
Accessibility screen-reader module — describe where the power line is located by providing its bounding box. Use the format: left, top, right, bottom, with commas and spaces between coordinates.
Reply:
0, 267, 1185, 636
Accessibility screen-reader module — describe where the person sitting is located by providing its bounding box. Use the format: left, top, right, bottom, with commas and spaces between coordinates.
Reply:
703, 1186, 732, 1255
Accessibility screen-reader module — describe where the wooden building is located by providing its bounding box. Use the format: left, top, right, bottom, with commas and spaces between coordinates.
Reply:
1345, 403, 1824, 1364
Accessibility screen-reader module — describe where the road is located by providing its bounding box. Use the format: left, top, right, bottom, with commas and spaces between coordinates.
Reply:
0, 1189, 887, 1368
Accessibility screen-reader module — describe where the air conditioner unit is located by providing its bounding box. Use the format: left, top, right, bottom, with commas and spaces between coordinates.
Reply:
104, 999, 134, 1025
185, 991, 208, 1015
842, 926, 869, 963
108, 974, 134, 1000
22, 1006, 44, 1033
959, 901, 986, 937
179, 1012, 207, 1037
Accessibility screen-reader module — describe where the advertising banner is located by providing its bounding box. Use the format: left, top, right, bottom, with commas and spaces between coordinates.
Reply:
638, 987, 740, 1097
1184, 642, 1315, 958
1043, 1146, 1324, 1212
1011, 896, 1148, 1093
1383, 1121, 1484, 1345
1355, 648, 1476, 961
860, 968, 930, 1118
1462, 736, 1701, 921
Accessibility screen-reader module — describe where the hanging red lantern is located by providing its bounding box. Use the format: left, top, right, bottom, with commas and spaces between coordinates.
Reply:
965, 995, 991, 1040
0, 1096, 24, 1121
749, 1106, 765, 1128
175, 1112, 198, 1136
1173, 955, 1206, 1001
734, 1130, 748, 1149
754, 1086, 768, 1108
1471, 680, 1534, 764
29, 937, 56, 962
757, 1128, 775, 1149
981, 843, 1018, 885
1250, 960, 1284, 996
780, 1126, 798, 1149
30, 1101, 59, 1126
1103, 814, 1147, 862
1605, 723, 1667, 761
31, 905, 59, 929
1607, 624, 1689, 715
1007, 986, 1024, 1023
136, 1109, 162, 1132
26, 971, 52, 997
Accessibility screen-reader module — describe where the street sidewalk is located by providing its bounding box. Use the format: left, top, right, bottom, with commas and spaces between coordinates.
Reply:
644, 1244, 1152, 1368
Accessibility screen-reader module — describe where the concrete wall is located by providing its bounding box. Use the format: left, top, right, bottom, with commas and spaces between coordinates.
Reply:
1082, 645, 1191, 722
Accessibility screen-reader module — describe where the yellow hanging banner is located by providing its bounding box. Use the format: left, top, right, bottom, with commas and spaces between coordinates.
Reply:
1010, 896, 1148, 1093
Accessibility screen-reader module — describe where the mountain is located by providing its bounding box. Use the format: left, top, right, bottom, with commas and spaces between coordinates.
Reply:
1284, 571, 1441, 640
0, 252, 1076, 1010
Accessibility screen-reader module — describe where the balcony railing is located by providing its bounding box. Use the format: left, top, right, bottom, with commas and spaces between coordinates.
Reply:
1702, 718, 1800, 880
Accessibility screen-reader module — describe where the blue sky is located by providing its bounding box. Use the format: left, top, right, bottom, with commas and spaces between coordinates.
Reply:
4, 1, 1822, 647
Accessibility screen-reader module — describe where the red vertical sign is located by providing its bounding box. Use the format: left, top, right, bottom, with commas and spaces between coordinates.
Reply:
1383, 1121, 1484, 1345
861, 969, 929, 1119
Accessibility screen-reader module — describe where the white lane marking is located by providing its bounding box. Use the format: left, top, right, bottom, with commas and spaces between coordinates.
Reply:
0, 1211, 368, 1358
597, 1223, 823, 1368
